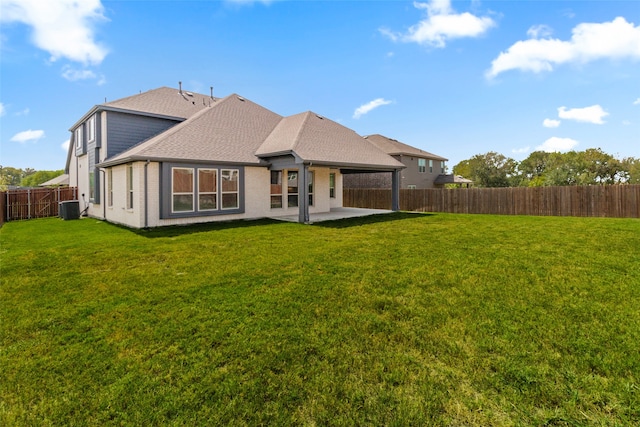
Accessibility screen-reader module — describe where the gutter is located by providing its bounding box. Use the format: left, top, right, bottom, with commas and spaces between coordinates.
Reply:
144, 160, 150, 229
100, 168, 106, 220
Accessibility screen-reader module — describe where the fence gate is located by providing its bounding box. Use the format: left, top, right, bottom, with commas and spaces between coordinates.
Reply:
1, 187, 78, 224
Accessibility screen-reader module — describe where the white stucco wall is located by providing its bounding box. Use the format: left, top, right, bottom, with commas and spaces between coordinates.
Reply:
73, 154, 90, 213
330, 169, 343, 209
99, 163, 345, 229
102, 162, 146, 228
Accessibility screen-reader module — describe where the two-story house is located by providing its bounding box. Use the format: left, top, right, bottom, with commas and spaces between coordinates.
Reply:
65, 86, 405, 228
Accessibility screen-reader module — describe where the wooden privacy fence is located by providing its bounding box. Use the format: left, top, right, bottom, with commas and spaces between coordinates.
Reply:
344, 185, 640, 218
0, 187, 79, 225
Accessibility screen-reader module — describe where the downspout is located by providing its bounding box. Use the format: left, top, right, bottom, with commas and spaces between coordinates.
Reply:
75, 155, 79, 200
144, 160, 150, 228
100, 168, 106, 220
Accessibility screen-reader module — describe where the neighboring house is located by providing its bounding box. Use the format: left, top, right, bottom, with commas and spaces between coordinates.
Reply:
433, 174, 473, 188
65, 86, 404, 228
39, 174, 69, 187
343, 134, 450, 189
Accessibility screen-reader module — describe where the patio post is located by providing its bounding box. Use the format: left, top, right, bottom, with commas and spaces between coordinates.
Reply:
392, 169, 401, 211
298, 164, 309, 223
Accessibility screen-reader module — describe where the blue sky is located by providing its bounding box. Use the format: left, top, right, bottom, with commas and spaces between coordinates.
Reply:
1, 0, 639, 171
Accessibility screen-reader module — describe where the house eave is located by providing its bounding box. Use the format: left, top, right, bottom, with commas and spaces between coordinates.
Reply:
69, 105, 187, 132
393, 152, 448, 161
98, 155, 267, 169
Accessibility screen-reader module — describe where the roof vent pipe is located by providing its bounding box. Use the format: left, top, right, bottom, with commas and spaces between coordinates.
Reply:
179, 81, 182, 94
210, 86, 214, 99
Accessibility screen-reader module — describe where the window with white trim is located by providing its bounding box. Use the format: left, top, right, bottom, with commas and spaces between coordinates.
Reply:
440, 160, 446, 172
198, 169, 217, 211
429, 159, 433, 173
108, 169, 113, 207
329, 173, 336, 198
75, 127, 83, 149
287, 170, 298, 208
418, 158, 426, 173
172, 167, 194, 212
221, 169, 239, 209
89, 171, 95, 201
126, 164, 134, 209
308, 171, 314, 206
270, 170, 283, 208
88, 115, 96, 143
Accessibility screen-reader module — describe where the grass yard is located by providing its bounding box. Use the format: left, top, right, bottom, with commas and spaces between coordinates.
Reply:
1, 213, 639, 426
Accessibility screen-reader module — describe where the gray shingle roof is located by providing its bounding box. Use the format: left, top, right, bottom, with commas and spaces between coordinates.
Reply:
257, 112, 404, 169
364, 134, 447, 161
100, 92, 404, 170
102, 86, 214, 119
102, 94, 283, 165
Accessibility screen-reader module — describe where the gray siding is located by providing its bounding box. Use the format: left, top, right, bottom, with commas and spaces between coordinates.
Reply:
106, 111, 180, 158
343, 155, 446, 189
74, 122, 86, 157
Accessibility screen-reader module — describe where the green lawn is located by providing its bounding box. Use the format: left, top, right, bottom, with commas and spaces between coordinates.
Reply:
1, 213, 639, 426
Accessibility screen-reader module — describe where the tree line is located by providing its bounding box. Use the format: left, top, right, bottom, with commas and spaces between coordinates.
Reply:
0, 166, 64, 190
452, 149, 640, 188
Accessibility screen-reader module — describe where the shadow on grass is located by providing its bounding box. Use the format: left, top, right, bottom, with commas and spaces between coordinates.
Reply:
116, 211, 433, 238
313, 211, 433, 229
124, 218, 283, 239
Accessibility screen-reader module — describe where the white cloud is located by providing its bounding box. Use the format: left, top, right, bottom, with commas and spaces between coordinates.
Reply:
527, 24, 553, 39
61, 139, 70, 151
62, 66, 96, 81
353, 98, 393, 119
634, 98, 640, 105
380, 0, 495, 48
512, 146, 530, 154
0, 102, 5, 117
0, 0, 108, 65
16, 107, 30, 116
487, 17, 640, 79
558, 105, 609, 124
543, 118, 561, 128
10, 129, 45, 143
536, 136, 579, 152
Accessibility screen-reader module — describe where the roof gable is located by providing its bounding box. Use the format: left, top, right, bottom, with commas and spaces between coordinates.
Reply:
102, 94, 283, 165
364, 134, 447, 161
257, 112, 404, 169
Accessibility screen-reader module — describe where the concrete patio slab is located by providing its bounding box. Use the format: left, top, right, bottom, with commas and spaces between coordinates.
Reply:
270, 207, 393, 224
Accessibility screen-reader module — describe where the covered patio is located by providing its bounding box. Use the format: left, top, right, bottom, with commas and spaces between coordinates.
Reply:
270, 207, 393, 224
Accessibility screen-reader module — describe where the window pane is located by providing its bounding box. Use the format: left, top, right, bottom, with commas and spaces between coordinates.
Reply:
329, 173, 335, 198
287, 171, 298, 194
199, 194, 217, 210
221, 169, 238, 192
288, 194, 298, 208
199, 169, 216, 192
89, 172, 95, 199
222, 193, 238, 209
271, 195, 283, 209
173, 168, 193, 192
270, 171, 282, 195
308, 171, 314, 206
173, 194, 193, 212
